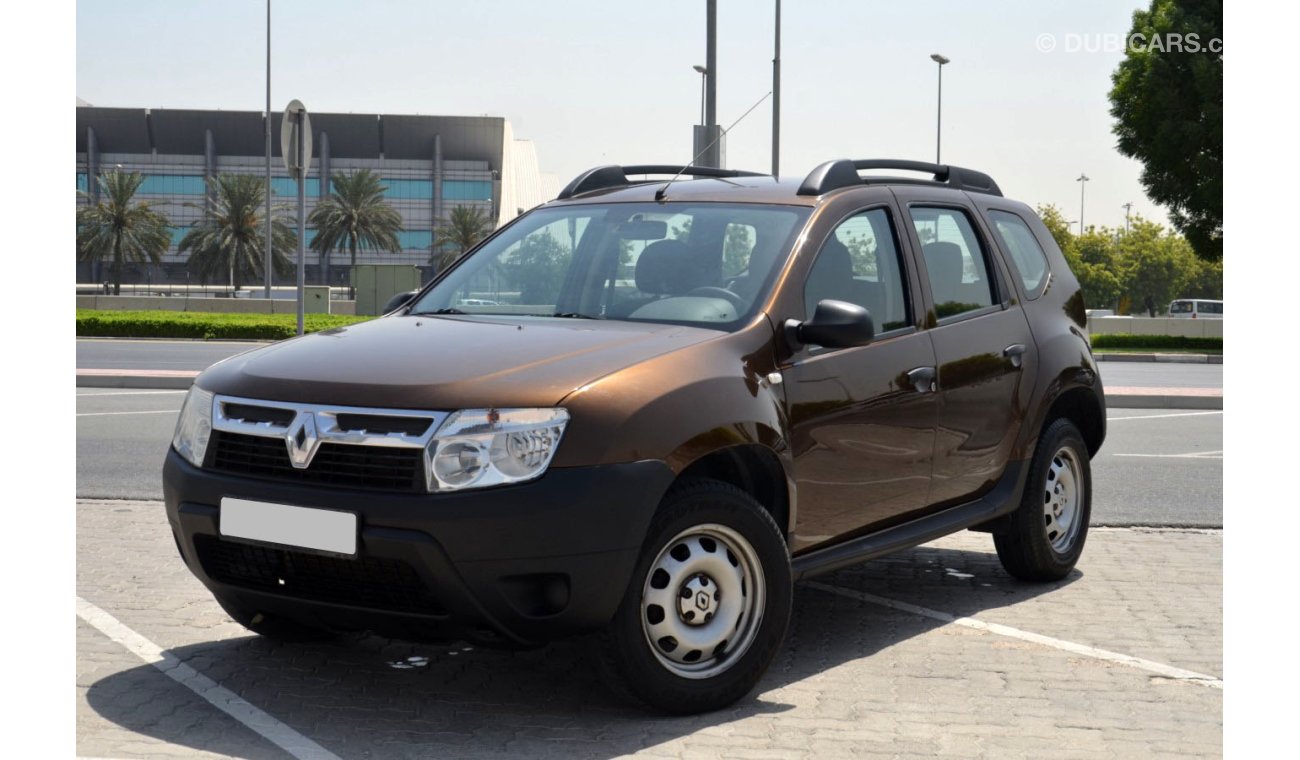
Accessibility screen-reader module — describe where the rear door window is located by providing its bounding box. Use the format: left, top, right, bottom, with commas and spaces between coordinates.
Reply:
909, 206, 996, 318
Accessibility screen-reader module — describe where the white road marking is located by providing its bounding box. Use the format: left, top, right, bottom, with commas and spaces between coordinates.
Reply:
806, 582, 1223, 689
76, 410, 180, 417
75, 597, 342, 760
1107, 410, 1223, 421
1114, 450, 1223, 459
77, 390, 188, 397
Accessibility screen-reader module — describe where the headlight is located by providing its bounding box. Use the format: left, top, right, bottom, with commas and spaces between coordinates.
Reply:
172, 386, 214, 467
426, 408, 569, 491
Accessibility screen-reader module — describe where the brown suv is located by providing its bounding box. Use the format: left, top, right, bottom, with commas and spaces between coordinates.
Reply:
164, 159, 1105, 714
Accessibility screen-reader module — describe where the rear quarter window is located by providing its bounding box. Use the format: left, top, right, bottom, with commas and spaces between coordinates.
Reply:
987, 210, 1051, 298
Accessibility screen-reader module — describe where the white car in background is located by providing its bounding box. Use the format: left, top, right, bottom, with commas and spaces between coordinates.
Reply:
1168, 299, 1223, 319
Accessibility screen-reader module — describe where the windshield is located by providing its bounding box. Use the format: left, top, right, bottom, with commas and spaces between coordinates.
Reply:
410, 203, 810, 330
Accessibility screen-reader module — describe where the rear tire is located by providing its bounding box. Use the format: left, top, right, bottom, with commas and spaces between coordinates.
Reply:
994, 418, 1092, 581
215, 595, 336, 643
598, 479, 792, 714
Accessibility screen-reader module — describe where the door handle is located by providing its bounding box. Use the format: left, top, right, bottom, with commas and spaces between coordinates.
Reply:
1003, 343, 1027, 368
906, 366, 937, 394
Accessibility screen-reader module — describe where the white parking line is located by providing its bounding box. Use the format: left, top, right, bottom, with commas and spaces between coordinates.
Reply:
805, 582, 1223, 689
1107, 410, 1223, 421
76, 410, 180, 417
75, 597, 341, 760
77, 390, 188, 397
1114, 451, 1223, 459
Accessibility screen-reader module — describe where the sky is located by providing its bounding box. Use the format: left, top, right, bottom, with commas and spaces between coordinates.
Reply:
76, 0, 1170, 231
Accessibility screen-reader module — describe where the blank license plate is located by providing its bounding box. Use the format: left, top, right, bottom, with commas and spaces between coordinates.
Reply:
220, 497, 357, 556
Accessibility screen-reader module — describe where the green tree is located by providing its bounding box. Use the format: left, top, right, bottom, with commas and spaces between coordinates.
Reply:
308, 169, 403, 296
178, 174, 295, 290
1182, 257, 1223, 300
1117, 217, 1196, 315
1109, 0, 1222, 259
432, 205, 495, 273
76, 171, 172, 295
503, 231, 570, 304
1036, 204, 1074, 254
1037, 205, 1124, 311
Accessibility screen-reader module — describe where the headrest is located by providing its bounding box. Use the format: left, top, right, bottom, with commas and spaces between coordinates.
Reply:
923, 241, 964, 284
818, 236, 856, 280
635, 239, 695, 295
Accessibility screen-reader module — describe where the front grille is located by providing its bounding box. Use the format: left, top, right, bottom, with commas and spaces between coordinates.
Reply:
209, 431, 424, 492
195, 535, 445, 615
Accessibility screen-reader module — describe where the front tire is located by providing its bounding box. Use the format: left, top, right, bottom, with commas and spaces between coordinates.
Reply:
994, 417, 1092, 581
599, 479, 792, 714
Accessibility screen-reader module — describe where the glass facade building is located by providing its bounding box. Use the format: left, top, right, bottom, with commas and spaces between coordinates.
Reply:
76, 107, 556, 286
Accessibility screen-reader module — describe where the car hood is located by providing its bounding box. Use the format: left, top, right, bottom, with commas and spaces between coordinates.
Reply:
197, 314, 724, 409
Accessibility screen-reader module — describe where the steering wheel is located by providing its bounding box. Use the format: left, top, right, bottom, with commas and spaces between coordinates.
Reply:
685, 286, 747, 311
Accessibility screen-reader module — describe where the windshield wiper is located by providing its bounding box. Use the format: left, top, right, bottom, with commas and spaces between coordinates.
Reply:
411, 307, 467, 315
552, 312, 605, 320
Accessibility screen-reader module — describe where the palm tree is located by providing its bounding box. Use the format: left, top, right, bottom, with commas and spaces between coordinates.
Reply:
431, 205, 495, 273
308, 169, 403, 297
178, 174, 296, 290
76, 171, 172, 295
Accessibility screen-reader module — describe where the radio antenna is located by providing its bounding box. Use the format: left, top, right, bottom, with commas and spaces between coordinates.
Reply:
656, 90, 773, 201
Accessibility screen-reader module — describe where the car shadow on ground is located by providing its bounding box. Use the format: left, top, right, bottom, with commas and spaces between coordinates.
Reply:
85, 542, 1080, 760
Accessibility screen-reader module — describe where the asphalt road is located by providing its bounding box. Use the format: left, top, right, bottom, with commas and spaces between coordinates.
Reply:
76, 339, 264, 371
77, 338, 1225, 391
76, 390, 1223, 526
1096, 361, 1222, 389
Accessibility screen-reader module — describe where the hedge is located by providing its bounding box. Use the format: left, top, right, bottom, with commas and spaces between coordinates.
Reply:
1089, 333, 1222, 351
76, 309, 372, 340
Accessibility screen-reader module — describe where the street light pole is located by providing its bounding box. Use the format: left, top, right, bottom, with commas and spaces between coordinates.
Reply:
772, 0, 781, 176
1076, 173, 1090, 234
1122, 201, 1133, 233
930, 54, 950, 164
264, 0, 273, 299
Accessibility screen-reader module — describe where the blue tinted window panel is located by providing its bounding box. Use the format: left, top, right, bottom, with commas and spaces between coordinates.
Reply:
443, 180, 493, 201
381, 179, 434, 200
397, 230, 432, 249
272, 177, 320, 197
77, 173, 88, 193
139, 175, 207, 195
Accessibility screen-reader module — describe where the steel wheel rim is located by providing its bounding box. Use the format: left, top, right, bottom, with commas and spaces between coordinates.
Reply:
1043, 446, 1084, 553
640, 523, 766, 680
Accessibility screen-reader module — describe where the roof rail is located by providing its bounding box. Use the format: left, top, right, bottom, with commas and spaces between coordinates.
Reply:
556, 164, 767, 200
797, 159, 1003, 197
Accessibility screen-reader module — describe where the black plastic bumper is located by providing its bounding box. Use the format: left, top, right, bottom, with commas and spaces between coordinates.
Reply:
162, 448, 674, 646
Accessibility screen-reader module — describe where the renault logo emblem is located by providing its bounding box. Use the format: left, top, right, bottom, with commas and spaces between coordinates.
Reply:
695, 591, 710, 611
285, 412, 320, 469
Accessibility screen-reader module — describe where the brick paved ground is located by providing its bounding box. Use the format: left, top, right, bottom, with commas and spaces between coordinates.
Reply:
77, 500, 1222, 759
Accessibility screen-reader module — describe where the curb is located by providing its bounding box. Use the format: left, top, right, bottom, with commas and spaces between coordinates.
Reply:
77, 370, 198, 390
1094, 352, 1222, 364
1105, 386, 1222, 410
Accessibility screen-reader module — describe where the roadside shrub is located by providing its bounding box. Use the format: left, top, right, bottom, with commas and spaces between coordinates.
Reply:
1089, 333, 1222, 351
75, 310, 371, 340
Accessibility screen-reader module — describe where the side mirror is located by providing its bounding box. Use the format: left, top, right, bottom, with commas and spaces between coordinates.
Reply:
784, 299, 874, 349
383, 290, 419, 313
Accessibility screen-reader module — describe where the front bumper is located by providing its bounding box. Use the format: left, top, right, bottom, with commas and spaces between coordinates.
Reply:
163, 448, 674, 646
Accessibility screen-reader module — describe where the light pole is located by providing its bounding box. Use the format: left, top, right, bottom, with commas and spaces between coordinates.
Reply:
1076, 173, 1090, 234
772, 0, 781, 176
264, 0, 273, 299
930, 54, 950, 164
1122, 201, 1133, 233
693, 64, 708, 126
